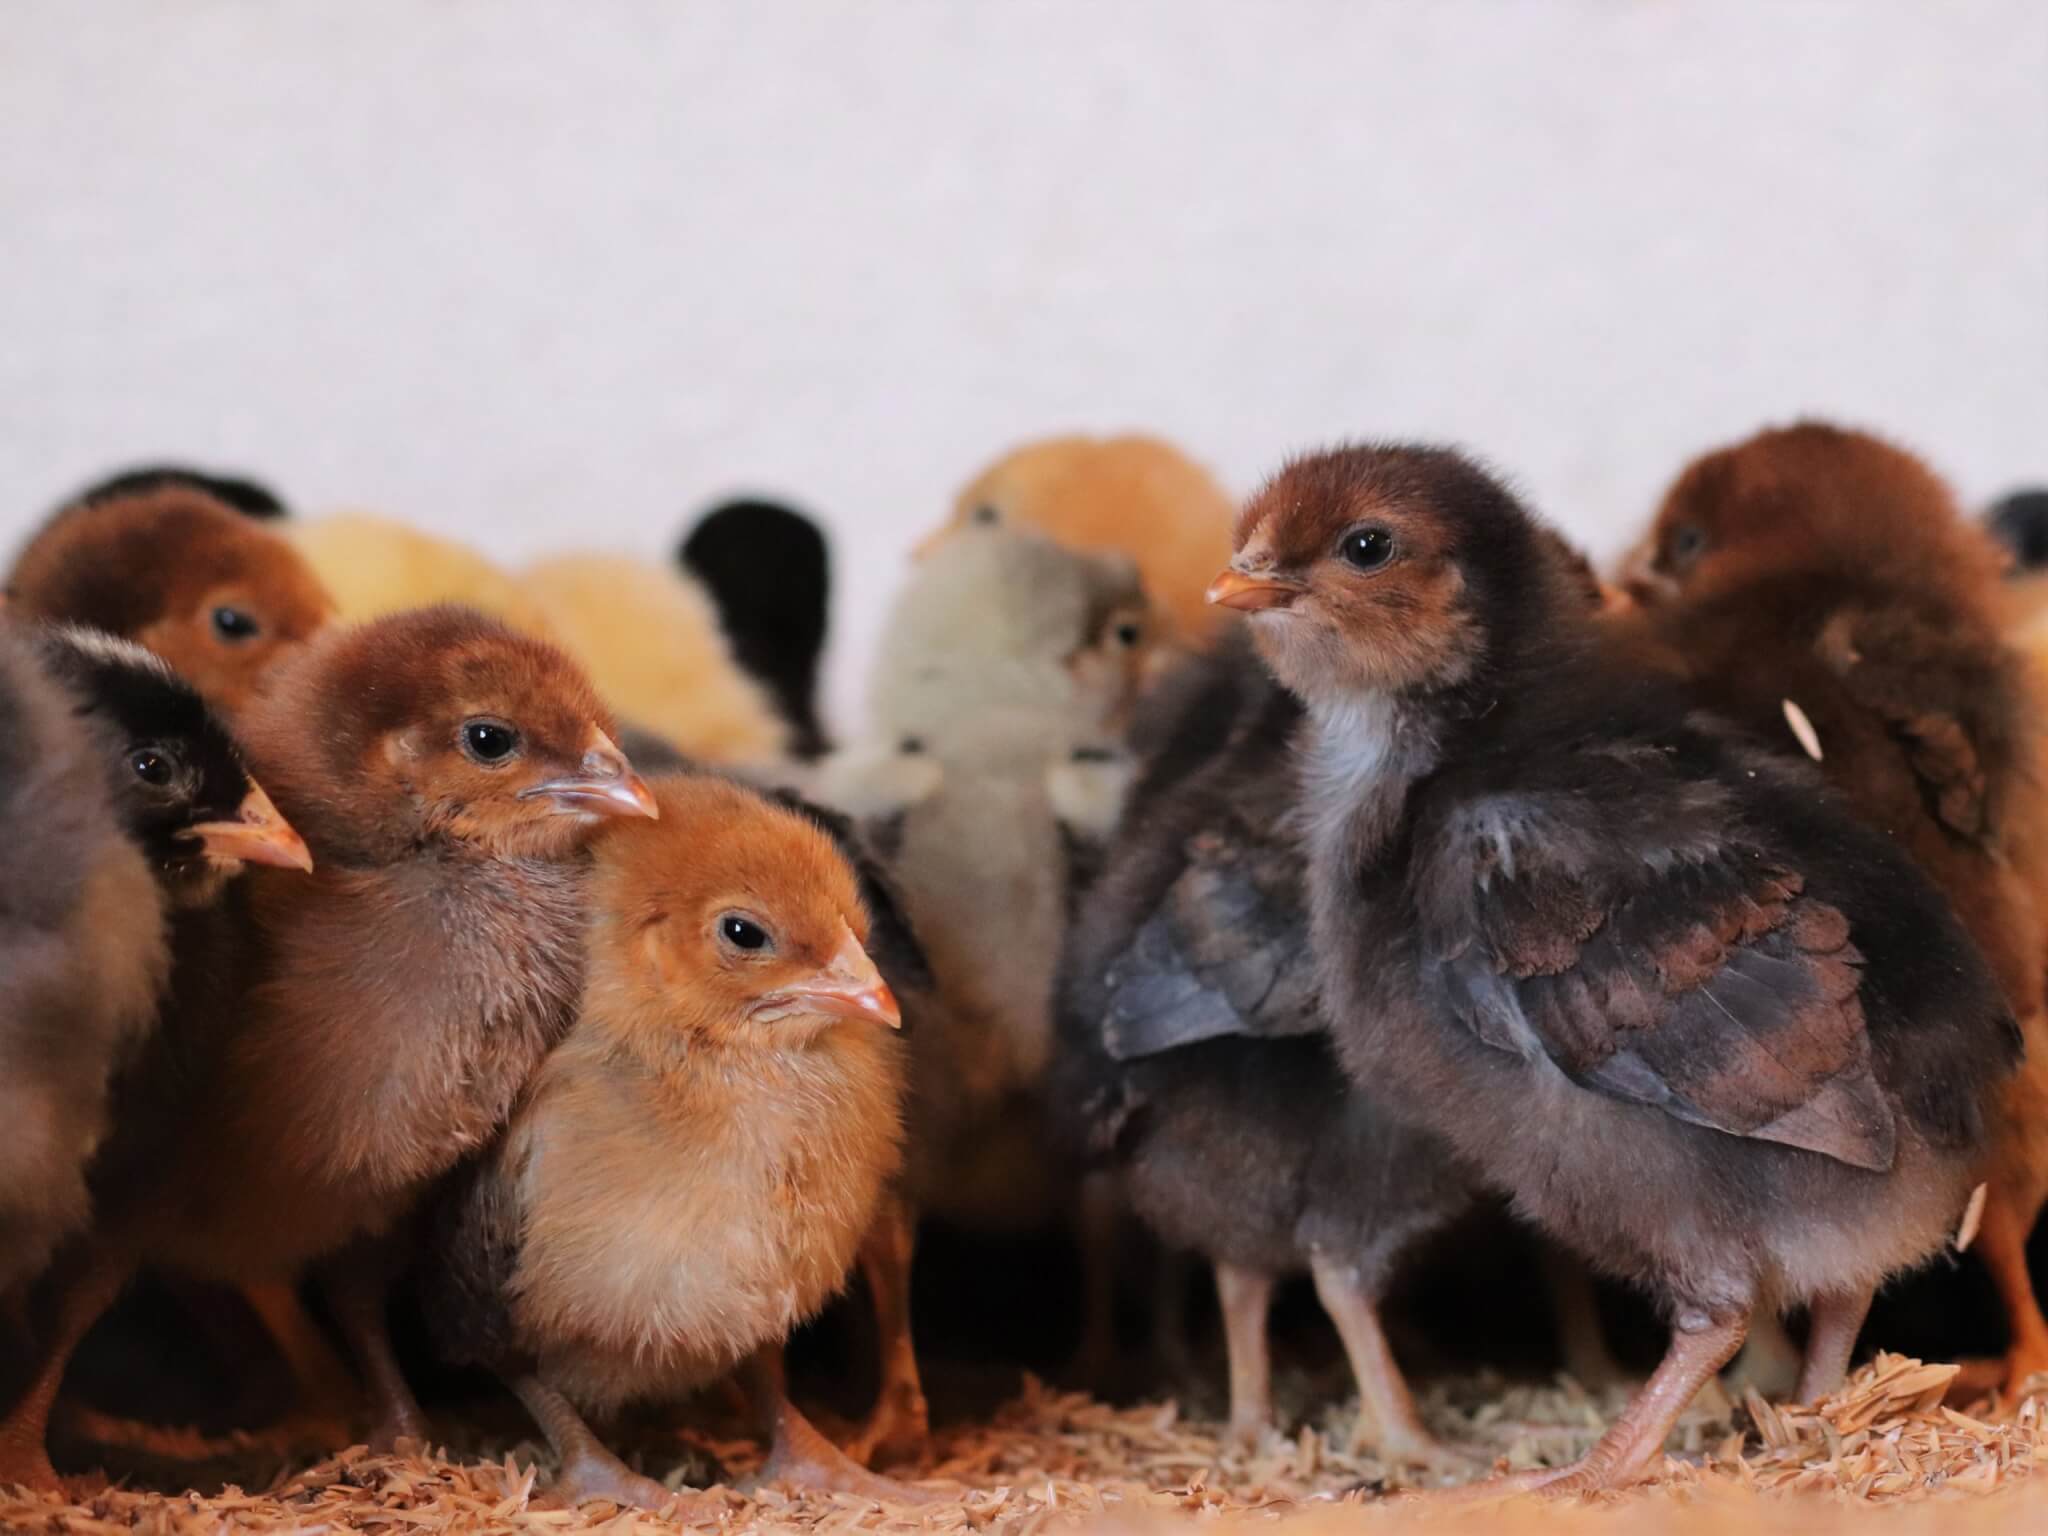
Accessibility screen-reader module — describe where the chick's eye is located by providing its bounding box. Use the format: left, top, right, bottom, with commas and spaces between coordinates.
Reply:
720, 915, 771, 952
460, 719, 520, 764
129, 749, 173, 786
1114, 622, 1141, 647
1338, 527, 1395, 571
970, 504, 1001, 526
1668, 525, 1708, 567
211, 606, 259, 642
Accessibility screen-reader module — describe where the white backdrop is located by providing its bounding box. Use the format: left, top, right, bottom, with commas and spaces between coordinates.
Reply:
5, 1, 2044, 721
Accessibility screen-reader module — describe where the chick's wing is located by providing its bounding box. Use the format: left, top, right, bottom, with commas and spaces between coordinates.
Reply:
1412, 742, 1894, 1173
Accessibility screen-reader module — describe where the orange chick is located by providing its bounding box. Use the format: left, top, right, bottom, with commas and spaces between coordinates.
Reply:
0, 607, 656, 1487
928, 433, 1236, 642
423, 775, 908, 1511
6, 483, 335, 715
1621, 420, 2048, 1394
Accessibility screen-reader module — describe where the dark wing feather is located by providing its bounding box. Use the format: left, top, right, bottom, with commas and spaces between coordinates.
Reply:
1101, 821, 1321, 1060
1417, 761, 1895, 1172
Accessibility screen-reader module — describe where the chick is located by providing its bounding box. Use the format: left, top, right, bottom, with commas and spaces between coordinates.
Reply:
681, 498, 833, 757
62, 464, 289, 520
522, 555, 789, 767
1053, 629, 1471, 1462
1621, 422, 2048, 1393
929, 434, 1235, 642
423, 775, 906, 1510
801, 524, 1154, 1462
1, 620, 307, 1313
1987, 488, 2048, 572
289, 513, 561, 638
1214, 444, 2018, 1494
0, 607, 654, 1487
6, 484, 335, 715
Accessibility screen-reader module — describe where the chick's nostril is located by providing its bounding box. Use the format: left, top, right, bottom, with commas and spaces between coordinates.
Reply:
580, 749, 624, 779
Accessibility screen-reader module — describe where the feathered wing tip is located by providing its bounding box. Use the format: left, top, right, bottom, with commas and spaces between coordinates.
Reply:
679, 498, 832, 757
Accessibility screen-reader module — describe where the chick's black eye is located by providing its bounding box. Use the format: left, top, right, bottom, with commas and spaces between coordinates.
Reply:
129, 749, 173, 786
1668, 525, 1707, 567
720, 915, 771, 952
211, 606, 259, 642
460, 719, 520, 764
1339, 527, 1395, 571
1114, 622, 1141, 647
971, 504, 1000, 526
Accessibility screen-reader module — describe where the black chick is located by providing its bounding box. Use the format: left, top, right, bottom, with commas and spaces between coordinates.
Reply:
680, 499, 831, 757
1055, 628, 1470, 1463
1211, 444, 2019, 1495
63, 464, 288, 520
1986, 488, 2048, 572
0, 623, 307, 1304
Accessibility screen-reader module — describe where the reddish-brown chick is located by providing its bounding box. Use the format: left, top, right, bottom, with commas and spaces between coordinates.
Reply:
5, 483, 335, 715
424, 775, 909, 1512
1621, 421, 2048, 1395
0, 606, 655, 1488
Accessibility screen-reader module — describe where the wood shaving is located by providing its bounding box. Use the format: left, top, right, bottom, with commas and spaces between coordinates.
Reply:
3, 1358, 2045, 1535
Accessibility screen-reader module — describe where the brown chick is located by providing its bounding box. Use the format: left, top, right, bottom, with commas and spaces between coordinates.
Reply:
1621, 422, 2048, 1395
423, 774, 909, 1512
0, 607, 655, 1488
6, 483, 336, 715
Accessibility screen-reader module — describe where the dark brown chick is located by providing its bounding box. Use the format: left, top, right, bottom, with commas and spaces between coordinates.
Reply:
6, 482, 334, 715
1212, 443, 2018, 1495
0, 606, 653, 1487
1053, 630, 1472, 1463
424, 774, 908, 1512
1621, 421, 2048, 1394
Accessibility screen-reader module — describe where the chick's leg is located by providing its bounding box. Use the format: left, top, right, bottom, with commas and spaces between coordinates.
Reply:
1310, 1255, 1461, 1469
0, 1247, 133, 1489
1794, 1286, 1873, 1404
1516, 1312, 1749, 1498
1065, 1172, 1124, 1390
1975, 1189, 2048, 1393
511, 1374, 716, 1518
844, 1191, 930, 1468
241, 1279, 362, 1419
748, 1345, 932, 1503
1213, 1261, 1274, 1449
319, 1245, 426, 1452
1538, 1247, 1626, 1389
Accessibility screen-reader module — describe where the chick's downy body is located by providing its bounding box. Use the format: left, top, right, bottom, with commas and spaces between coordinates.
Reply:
1621, 423, 2048, 1389
1217, 445, 2018, 1494
426, 776, 905, 1509
0, 629, 165, 1295
1054, 630, 1470, 1458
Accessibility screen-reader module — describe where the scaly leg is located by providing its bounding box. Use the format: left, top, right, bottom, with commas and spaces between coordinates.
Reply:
1795, 1287, 1872, 1405
1476, 1312, 1749, 1499
1725, 1308, 1803, 1400
241, 1279, 362, 1418
1213, 1261, 1274, 1450
748, 1345, 932, 1503
319, 1247, 426, 1453
511, 1373, 719, 1518
844, 1192, 930, 1468
1310, 1255, 1465, 1470
0, 1248, 133, 1489
1975, 1190, 2048, 1394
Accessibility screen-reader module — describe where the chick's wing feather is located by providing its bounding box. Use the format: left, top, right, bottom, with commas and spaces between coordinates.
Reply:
1414, 744, 1894, 1172
1819, 605, 2031, 844
1102, 809, 1321, 1060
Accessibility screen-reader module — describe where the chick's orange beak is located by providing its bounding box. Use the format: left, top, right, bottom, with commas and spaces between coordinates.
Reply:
779, 934, 902, 1028
186, 781, 315, 873
520, 732, 659, 820
1206, 567, 1304, 612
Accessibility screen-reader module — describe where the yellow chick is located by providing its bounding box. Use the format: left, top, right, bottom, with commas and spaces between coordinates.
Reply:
926, 434, 1236, 642
290, 514, 560, 638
